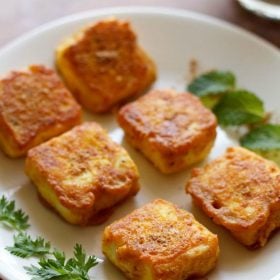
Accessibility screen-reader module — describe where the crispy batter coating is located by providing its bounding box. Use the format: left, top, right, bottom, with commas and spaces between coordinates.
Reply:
0, 65, 81, 157
187, 147, 280, 248
117, 89, 217, 173
103, 199, 219, 280
56, 19, 156, 113
25, 122, 140, 225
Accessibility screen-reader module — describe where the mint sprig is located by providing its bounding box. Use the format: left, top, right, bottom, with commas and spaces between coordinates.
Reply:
241, 124, 280, 164
213, 90, 265, 126
188, 70, 236, 97
187, 68, 280, 165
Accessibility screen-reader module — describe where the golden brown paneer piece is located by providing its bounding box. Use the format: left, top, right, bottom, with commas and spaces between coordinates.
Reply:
25, 122, 140, 225
117, 89, 217, 173
103, 199, 219, 280
0, 65, 81, 157
187, 146, 280, 248
56, 19, 156, 113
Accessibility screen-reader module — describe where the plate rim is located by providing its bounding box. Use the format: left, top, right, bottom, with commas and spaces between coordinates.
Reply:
0, 6, 279, 58
237, 0, 280, 21
0, 5, 280, 280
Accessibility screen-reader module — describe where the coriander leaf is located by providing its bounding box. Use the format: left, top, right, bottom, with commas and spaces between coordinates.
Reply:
71, 244, 99, 273
25, 244, 100, 280
6, 232, 51, 258
187, 70, 236, 97
0, 195, 29, 231
241, 124, 280, 165
213, 90, 265, 126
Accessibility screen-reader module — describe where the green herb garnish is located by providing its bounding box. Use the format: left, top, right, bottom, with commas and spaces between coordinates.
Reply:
0, 195, 29, 231
188, 70, 236, 108
241, 124, 280, 165
25, 244, 100, 280
6, 232, 51, 258
213, 90, 265, 126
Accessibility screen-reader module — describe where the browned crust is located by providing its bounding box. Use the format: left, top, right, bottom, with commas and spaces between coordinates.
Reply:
117, 89, 217, 156
103, 199, 219, 279
0, 65, 82, 157
186, 147, 280, 247
25, 122, 140, 225
56, 19, 156, 113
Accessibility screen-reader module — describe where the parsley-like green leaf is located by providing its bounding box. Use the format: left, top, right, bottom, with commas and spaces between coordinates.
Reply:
6, 232, 51, 258
25, 244, 100, 280
241, 124, 280, 165
213, 90, 265, 126
0, 195, 29, 231
188, 70, 236, 97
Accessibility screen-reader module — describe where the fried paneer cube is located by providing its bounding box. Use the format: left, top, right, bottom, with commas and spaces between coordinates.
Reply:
25, 122, 140, 225
117, 89, 217, 174
56, 19, 156, 113
0, 65, 81, 157
187, 147, 280, 248
103, 199, 219, 280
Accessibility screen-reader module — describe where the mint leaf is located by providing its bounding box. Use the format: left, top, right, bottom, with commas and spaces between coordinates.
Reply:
213, 90, 265, 126
241, 124, 280, 165
187, 70, 236, 97
200, 94, 223, 109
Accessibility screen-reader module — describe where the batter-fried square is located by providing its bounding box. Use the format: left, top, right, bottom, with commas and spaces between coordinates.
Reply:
187, 147, 280, 248
0, 65, 81, 157
25, 122, 140, 225
56, 19, 156, 113
102, 199, 219, 280
117, 89, 217, 173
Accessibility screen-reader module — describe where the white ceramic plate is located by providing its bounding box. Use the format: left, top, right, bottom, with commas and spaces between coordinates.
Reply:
0, 6, 280, 280
237, 0, 280, 21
